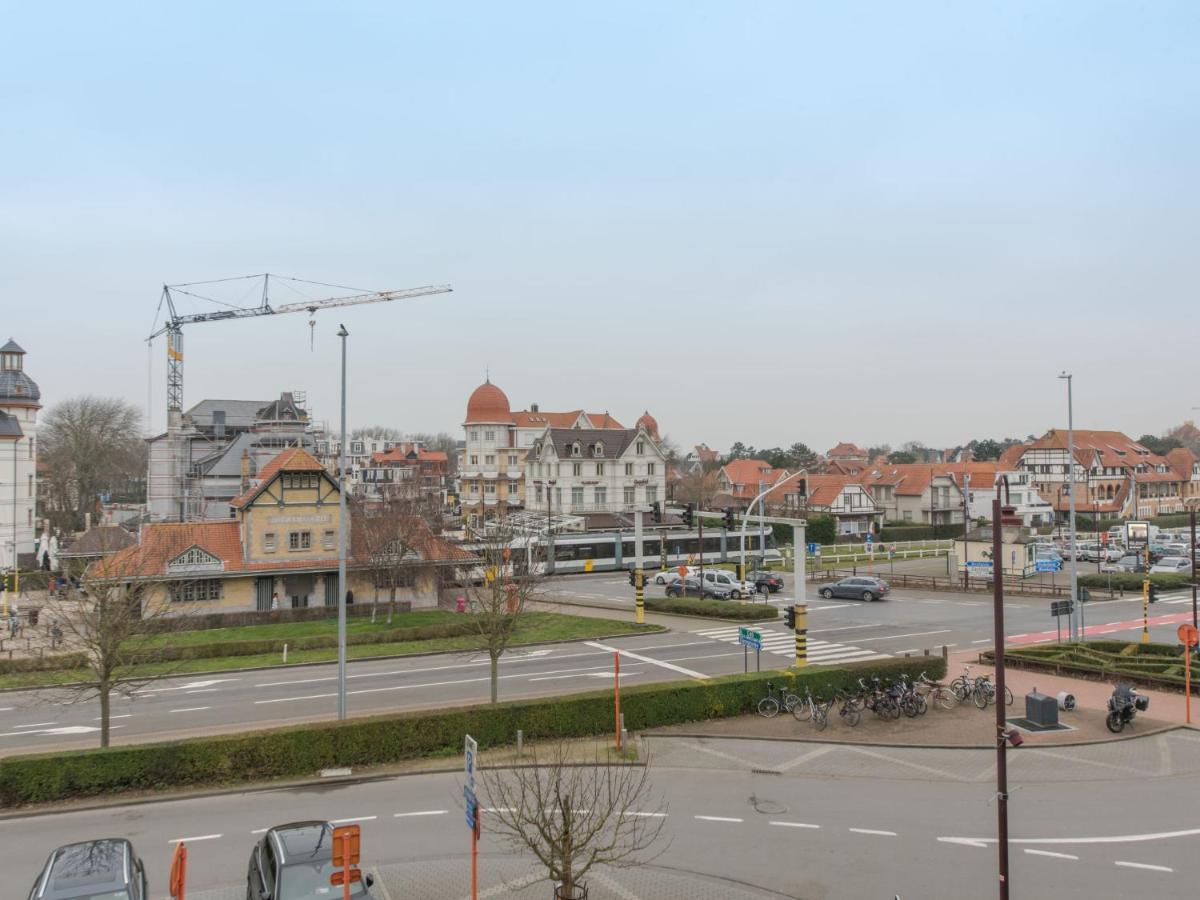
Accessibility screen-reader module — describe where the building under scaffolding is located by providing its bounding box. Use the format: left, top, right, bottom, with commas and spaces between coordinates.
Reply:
146, 392, 314, 521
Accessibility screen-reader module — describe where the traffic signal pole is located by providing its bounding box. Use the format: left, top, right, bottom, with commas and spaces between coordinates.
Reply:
634, 509, 645, 624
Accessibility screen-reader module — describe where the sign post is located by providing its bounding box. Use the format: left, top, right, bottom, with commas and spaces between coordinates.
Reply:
1179, 624, 1198, 725
1050, 600, 1074, 643
464, 734, 479, 900
614, 651, 621, 752
738, 626, 763, 671
169, 841, 187, 900
330, 825, 361, 900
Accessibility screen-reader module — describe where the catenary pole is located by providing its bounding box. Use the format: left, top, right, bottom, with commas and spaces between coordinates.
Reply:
337, 324, 349, 720
1060, 372, 1080, 640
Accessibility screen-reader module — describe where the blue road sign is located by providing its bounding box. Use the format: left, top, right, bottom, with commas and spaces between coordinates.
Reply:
738, 626, 763, 651
806, 543, 819, 554
865, 533, 874, 543
464, 785, 478, 830
966, 561, 992, 568
1036, 559, 1062, 573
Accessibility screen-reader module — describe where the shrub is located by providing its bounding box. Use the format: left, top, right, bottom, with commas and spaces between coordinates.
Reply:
643, 595, 778, 620
1079, 573, 1192, 592
807, 515, 836, 545
0, 656, 943, 806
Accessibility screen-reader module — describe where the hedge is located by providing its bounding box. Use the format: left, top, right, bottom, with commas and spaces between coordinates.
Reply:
994, 641, 1198, 692
1078, 573, 1193, 592
643, 595, 778, 620
0, 655, 943, 806
136, 601, 411, 634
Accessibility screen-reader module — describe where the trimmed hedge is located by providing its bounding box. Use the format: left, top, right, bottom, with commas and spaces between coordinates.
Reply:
996, 641, 1197, 692
1079, 573, 1193, 592
644, 595, 778, 620
136, 602, 411, 634
0, 655, 942, 806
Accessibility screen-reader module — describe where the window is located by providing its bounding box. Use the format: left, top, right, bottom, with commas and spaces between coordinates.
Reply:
27, 473, 33, 496
283, 473, 319, 490
646, 462, 656, 475
636, 441, 645, 455
28, 436, 33, 459
571, 442, 582, 457
509, 481, 520, 495
595, 462, 605, 476
535, 485, 543, 502
351, 441, 364, 455
593, 442, 604, 457
485, 430, 496, 441
170, 580, 222, 602
624, 463, 634, 476
508, 454, 518, 466
646, 486, 657, 503
27, 509, 32, 525
594, 487, 607, 506
323, 529, 335, 550
571, 487, 584, 505
469, 430, 478, 441
264, 532, 277, 552
470, 455, 479, 466
485, 454, 496, 465
624, 486, 636, 505
485, 483, 496, 494
288, 531, 312, 550
572, 463, 582, 476
903, 510, 913, 522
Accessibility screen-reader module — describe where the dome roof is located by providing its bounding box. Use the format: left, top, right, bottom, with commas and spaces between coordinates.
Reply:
0, 338, 38, 405
636, 410, 659, 439
465, 380, 512, 423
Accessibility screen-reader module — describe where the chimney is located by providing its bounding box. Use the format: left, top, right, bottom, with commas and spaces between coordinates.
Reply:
241, 449, 251, 493
531, 403, 539, 413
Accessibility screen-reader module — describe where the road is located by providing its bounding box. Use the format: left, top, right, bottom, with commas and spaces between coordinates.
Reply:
2, 571, 1195, 755
4, 730, 1199, 898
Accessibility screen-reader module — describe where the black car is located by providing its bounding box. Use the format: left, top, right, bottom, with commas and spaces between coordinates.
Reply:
818, 576, 890, 602
747, 570, 784, 593
29, 838, 148, 900
248, 821, 374, 899
665, 576, 730, 600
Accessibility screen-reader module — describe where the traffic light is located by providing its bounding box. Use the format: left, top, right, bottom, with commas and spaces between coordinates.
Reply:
682, 503, 695, 528
651, 501, 662, 523
784, 605, 796, 629
723, 507, 735, 530
628, 568, 637, 587
1149, 584, 1160, 604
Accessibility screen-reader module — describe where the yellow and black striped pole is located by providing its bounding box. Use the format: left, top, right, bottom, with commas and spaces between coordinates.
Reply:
794, 603, 808, 668
635, 568, 645, 625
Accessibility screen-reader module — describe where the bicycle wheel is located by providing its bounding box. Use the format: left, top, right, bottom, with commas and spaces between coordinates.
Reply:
758, 697, 780, 718
813, 707, 828, 731
952, 680, 970, 702
914, 693, 928, 716
901, 696, 919, 718
974, 686, 990, 709
782, 692, 801, 713
792, 699, 812, 722
1003, 685, 1014, 707
843, 701, 861, 727
935, 687, 957, 711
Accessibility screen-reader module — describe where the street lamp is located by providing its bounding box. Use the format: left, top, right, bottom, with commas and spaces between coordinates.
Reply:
336, 323, 349, 721
1058, 372, 1080, 640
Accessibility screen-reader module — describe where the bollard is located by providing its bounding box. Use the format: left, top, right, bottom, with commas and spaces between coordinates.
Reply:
923, 648, 930, 656
516, 729, 524, 757
904, 652, 911, 658
282, 643, 288, 663
942, 644, 949, 661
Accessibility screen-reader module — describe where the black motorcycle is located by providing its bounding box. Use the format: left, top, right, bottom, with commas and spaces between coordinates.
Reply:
1106, 683, 1148, 733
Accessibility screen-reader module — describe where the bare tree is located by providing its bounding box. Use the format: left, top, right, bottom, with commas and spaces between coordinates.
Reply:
36, 566, 186, 748
355, 494, 439, 625
351, 425, 405, 441
673, 469, 722, 509
482, 743, 668, 898
466, 525, 542, 703
40, 396, 147, 532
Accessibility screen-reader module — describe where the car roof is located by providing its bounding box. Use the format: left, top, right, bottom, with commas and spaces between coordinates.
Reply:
270, 821, 334, 865
37, 839, 131, 899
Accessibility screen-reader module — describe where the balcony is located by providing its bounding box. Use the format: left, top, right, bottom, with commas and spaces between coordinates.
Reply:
481, 471, 499, 480
483, 496, 499, 506
506, 469, 523, 480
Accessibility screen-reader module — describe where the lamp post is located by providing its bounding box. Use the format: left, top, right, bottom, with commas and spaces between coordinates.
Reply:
336, 324, 349, 721
993, 477, 1017, 900
1058, 372, 1080, 640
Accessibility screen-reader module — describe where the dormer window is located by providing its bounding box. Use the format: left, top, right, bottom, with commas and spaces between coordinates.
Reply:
593, 442, 604, 457
572, 442, 582, 457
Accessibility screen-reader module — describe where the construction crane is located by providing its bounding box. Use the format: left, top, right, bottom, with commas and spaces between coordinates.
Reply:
148, 273, 452, 415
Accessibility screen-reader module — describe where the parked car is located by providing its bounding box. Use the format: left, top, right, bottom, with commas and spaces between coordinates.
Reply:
666, 576, 730, 600
1102, 554, 1144, 574
652, 568, 692, 586
818, 576, 890, 602
747, 570, 784, 593
1150, 557, 1192, 574
700, 569, 755, 598
1103, 545, 1125, 562
248, 821, 374, 899
29, 838, 148, 900
1161, 542, 1190, 557
1075, 541, 1106, 562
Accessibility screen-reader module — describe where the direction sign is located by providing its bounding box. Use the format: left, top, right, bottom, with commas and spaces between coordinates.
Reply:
464, 785, 478, 831
464, 734, 477, 792
966, 561, 992, 569
1036, 559, 1062, 573
738, 627, 763, 651
806, 543, 819, 554
1051, 600, 1074, 617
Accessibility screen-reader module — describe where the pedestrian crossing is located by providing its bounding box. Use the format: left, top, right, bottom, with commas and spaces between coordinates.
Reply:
1159, 591, 1195, 606
692, 624, 893, 665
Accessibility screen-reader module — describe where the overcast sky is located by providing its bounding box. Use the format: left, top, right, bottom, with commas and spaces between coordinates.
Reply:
3, 2, 1197, 454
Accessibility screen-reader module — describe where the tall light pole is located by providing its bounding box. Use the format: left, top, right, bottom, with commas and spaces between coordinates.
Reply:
1059, 372, 1080, 641
336, 323, 349, 721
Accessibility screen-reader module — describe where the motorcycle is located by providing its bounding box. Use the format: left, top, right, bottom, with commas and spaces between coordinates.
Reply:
1106, 682, 1148, 733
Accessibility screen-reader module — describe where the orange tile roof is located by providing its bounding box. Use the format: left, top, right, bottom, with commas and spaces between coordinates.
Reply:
511, 410, 584, 429
827, 442, 867, 458
587, 412, 626, 429
802, 474, 863, 507
230, 447, 328, 509
721, 459, 791, 498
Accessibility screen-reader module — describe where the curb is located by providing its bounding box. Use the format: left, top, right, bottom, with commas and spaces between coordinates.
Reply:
642, 722, 1187, 751
0, 626, 667, 695
544, 595, 779, 625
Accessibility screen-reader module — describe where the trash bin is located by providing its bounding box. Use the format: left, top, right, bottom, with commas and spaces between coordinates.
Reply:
1025, 687, 1058, 727
1056, 691, 1076, 711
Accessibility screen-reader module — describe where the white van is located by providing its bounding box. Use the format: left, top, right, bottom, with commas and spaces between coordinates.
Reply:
700, 569, 756, 599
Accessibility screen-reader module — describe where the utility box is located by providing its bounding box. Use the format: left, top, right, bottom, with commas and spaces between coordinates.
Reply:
1025, 688, 1059, 728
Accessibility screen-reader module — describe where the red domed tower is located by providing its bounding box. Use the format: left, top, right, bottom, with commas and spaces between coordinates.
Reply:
635, 410, 660, 442
465, 379, 512, 424
461, 379, 519, 527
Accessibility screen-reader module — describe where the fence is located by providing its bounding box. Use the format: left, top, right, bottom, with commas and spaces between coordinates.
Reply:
808, 539, 952, 566
807, 568, 1120, 600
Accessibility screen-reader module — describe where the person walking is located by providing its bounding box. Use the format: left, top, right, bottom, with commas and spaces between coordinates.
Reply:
271, 591, 280, 611
9, 600, 20, 638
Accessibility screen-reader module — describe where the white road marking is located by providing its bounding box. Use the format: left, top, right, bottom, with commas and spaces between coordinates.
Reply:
938, 825, 1200, 845
95, 714, 132, 720
694, 815, 743, 823
185, 688, 220, 694
0, 707, 12, 712
770, 821, 820, 829
169, 707, 211, 713
585, 641, 707, 679
13, 722, 56, 729
251, 827, 270, 834
972, 639, 991, 644
809, 623, 885, 633
169, 834, 222, 843
1024, 849, 1078, 860
850, 828, 897, 836
528, 670, 642, 682
331, 815, 378, 824
394, 810, 448, 818
1114, 861, 1173, 872
622, 811, 667, 818
852, 630, 952, 643
938, 837, 989, 848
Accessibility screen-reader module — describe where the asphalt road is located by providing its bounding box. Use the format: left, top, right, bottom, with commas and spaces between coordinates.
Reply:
2, 571, 1195, 756
4, 732, 1199, 899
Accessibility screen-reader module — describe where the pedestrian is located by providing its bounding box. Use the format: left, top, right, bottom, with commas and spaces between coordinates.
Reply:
9, 601, 20, 638
50, 620, 63, 650
346, 589, 354, 605
271, 591, 280, 611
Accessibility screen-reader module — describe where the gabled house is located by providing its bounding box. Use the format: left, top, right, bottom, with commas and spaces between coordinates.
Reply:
718, 459, 793, 508
795, 474, 881, 536
863, 465, 965, 527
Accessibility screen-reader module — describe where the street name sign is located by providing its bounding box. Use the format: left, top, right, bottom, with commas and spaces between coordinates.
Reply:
738, 627, 763, 651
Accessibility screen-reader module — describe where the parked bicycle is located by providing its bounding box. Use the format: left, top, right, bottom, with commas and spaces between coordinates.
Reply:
758, 681, 800, 718
915, 671, 958, 710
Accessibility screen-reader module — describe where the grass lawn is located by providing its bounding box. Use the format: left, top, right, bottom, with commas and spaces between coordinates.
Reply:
0, 611, 658, 690
144, 609, 459, 647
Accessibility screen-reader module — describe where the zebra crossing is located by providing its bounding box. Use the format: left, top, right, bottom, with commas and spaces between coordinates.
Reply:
1158, 591, 1195, 606
692, 624, 893, 665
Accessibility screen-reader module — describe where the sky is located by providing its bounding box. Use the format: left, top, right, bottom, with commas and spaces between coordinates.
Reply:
2, 2, 1198, 454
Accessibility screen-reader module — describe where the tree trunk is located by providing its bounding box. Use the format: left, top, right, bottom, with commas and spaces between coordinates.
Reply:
99, 682, 111, 749
490, 652, 499, 704
388, 586, 395, 626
